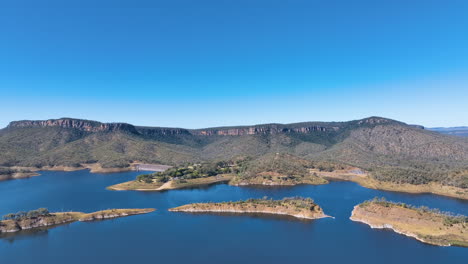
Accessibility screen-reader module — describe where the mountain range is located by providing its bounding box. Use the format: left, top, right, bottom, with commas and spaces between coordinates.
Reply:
0, 117, 467, 189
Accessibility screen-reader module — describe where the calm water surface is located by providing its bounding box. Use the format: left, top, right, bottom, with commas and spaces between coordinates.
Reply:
0, 170, 467, 264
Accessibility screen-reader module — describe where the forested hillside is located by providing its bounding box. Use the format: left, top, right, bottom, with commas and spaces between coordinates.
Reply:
1, 117, 467, 188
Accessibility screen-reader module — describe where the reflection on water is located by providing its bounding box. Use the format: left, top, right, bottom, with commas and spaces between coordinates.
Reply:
170, 211, 321, 223
0, 226, 51, 243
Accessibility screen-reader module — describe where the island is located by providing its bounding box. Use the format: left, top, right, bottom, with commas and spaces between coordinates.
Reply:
350, 197, 468, 247
169, 197, 330, 220
0, 208, 155, 234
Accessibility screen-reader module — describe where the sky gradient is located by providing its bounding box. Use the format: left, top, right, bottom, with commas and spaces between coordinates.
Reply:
1, 0, 467, 128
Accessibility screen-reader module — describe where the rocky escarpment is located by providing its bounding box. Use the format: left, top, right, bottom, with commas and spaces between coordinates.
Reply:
7, 117, 375, 136
191, 124, 338, 136
0, 208, 155, 234
8, 118, 139, 133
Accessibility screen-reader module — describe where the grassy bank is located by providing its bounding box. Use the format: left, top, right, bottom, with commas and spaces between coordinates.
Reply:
320, 170, 468, 200
350, 198, 468, 247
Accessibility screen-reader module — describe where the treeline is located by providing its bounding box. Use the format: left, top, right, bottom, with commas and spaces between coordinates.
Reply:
137, 161, 239, 183
371, 165, 468, 188
0, 167, 32, 176
2, 208, 50, 221
218, 196, 317, 209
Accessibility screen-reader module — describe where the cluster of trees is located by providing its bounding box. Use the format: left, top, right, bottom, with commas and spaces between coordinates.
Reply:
137, 161, 237, 183
0, 167, 32, 176
0, 168, 15, 176
228, 196, 316, 209
371, 163, 468, 188
2, 208, 50, 221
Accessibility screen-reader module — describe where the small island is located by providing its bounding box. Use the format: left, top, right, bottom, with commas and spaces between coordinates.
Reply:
350, 197, 468, 247
169, 197, 329, 220
0, 208, 155, 234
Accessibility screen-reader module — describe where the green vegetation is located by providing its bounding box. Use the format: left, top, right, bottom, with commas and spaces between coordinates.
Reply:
2, 208, 50, 221
1, 117, 467, 190
223, 196, 319, 210
0, 208, 156, 234
136, 161, 237, 184
169, 196, 327, 219
0, 167, 33, 176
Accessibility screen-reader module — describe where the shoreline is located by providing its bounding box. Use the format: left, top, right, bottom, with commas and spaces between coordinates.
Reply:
321, 173, 468, 200
2, 165, 466, 201
108, 174, 233, 191
349, 205, 448, 246
0, 208, 155, 234
169, 198, 329, 220
349, 202, 468, 247
170, 207, 331, 220
0, 162, 171, 182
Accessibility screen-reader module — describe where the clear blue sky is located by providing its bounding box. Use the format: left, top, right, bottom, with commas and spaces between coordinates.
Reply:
1, 0, 467, 129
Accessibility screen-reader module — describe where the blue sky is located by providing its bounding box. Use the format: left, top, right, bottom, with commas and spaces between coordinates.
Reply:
1, 0, 467, 128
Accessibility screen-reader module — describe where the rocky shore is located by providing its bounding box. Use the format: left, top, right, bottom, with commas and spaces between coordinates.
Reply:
0, 208, 155, 234
169, 197, 329, 220
350, 199, 468, 247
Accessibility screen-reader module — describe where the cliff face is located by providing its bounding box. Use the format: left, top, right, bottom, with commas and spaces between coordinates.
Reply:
8, 119, 138, 133
191, 125, 337, 136
7, 118, 345, 136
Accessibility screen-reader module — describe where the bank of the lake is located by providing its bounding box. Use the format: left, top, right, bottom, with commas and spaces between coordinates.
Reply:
318, 169, 468, 200
350, 199, 468, 247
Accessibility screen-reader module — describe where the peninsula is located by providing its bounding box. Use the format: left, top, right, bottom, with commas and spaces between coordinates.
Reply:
169, 197, 329, 220
350, 198, 468, 247
0, 208, 155, 234
108, 155, 328, 191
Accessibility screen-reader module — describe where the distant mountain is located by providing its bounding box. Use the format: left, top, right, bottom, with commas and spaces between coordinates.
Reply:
1, 117, 467, 188
428, 127, 468, 137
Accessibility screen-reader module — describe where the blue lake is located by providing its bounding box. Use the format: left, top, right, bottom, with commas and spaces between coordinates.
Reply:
0, 170, 467, 264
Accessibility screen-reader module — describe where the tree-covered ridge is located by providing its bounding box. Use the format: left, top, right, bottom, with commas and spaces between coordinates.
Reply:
1, 116, 467, 189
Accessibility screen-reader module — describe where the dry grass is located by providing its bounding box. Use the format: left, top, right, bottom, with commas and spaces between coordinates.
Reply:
319, 169, 468, 200
351, 202, 468, 247
169, 197, 328, 219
